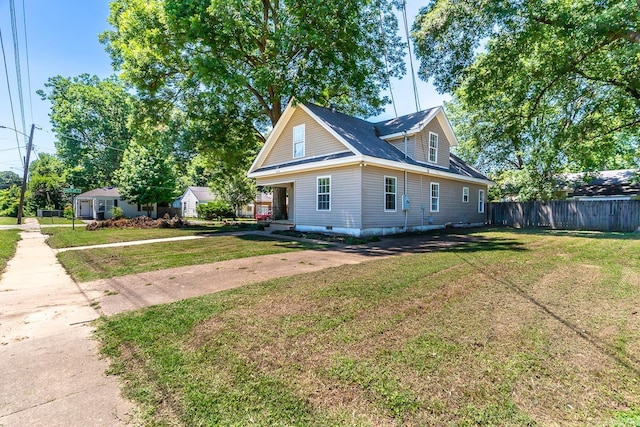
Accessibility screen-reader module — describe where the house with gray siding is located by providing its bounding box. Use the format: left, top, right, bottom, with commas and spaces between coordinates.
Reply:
75, 187, 157, 220
247, 101, 492, 236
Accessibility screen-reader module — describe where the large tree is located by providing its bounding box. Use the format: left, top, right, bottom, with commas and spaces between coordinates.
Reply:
0, 171, 22, 190
101, 0, 405, 217
27, 154, 67, 210
115, 135, 178, 218
37, 74, 136, 190
413, 0, 640, 199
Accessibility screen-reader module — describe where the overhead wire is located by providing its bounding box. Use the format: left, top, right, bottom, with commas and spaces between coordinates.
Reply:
401, 0, 421, 112
9, 0, 28, 141
20, 0, 33, 122
0, 27, 23, 165
378, 1, 398, 119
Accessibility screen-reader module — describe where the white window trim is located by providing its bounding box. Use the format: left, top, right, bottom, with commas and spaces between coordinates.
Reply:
430, 182, 440, 213
316, 175, 331, 211
428, 131, 438, 164
462, 187, 469, 203
384, 176, 397, 212
293, 124, 305, 158
478, 189, 485, 213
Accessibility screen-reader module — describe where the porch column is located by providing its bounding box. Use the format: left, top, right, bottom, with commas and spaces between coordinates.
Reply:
272, 187, 287, 220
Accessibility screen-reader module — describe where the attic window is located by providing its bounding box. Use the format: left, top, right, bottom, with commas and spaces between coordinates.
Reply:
428, 132, 438, 163
293, 124, 305, 158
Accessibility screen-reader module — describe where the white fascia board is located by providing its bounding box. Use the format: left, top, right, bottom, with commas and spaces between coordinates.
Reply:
377, 107, 459, 147
249, 153, 493, 186
298, 104, 362, 155
360, 156, 494, 186
247, 98, 296, 175
247, 155, 364, 179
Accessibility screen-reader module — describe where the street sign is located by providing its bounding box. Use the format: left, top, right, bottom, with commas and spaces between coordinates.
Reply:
63, 188, 82, 194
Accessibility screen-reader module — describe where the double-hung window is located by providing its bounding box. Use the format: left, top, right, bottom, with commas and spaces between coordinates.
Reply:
462, 187, 469, 203
430, 182, 440, 212
384, 176, 397, 211
478, 189, 485, 213
428, 132, 438, 163
317, 176, 331, 211
293, 124, 305, 158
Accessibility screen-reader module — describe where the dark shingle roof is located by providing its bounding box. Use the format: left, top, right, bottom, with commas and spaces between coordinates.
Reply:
254, 151, 355, 173
254, 103, 490, 182
373, 108, 437, 136
562, 170, 640, 197
308, 104, 489, 181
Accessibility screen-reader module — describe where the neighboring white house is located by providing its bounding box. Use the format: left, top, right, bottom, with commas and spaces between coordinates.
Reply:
177, 186, 216, 217
75, 187, 157, 220
247, 101, 493, 236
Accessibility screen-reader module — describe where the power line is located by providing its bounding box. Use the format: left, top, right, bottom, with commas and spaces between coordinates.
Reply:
379, 3, 398, 119
9, 0, 28, 141
401, 0, 421, 112
0, 27, 23, 165
21, 0, 33, 122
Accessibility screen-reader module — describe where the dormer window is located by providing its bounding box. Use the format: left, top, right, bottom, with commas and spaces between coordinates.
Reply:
293, 124, 305, 158
428, 132, 438, 163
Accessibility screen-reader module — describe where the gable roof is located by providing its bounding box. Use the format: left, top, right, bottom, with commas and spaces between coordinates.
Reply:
249, 102, 491, 185
185, 186, 216, 201
373, 108, 438, 136
77, 186, 121, 198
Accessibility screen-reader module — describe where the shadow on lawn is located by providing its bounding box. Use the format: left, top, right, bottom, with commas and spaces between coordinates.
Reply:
337, 230, 528, 258
455, 250, 640, 376
494, 226, 640, 240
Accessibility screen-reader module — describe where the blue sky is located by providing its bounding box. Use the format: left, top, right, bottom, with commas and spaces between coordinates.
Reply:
0, 0, 448, 176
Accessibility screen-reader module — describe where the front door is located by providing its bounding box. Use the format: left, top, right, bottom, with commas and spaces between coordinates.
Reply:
80, 200, 92, 218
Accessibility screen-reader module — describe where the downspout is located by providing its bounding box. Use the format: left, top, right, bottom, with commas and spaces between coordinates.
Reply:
403, 131, 409, 230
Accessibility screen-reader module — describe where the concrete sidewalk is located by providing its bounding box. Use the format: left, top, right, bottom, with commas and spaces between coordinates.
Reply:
0, 219, 133, 426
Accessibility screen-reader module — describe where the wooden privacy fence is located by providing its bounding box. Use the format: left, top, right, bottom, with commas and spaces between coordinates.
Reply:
489, 200, 640, 232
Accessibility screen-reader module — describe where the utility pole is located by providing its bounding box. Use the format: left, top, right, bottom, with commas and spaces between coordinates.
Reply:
16, 124, 35, 225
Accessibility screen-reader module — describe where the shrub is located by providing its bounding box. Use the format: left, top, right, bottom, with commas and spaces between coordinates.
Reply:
63, 204, 74, 219
197, 200, 235, 220
111, 206, 125, 220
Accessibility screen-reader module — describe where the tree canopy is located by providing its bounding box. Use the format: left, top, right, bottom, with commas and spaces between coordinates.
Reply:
28, 154, 67, 210
37, 74, 136, 190
413, 0, 640, 199
101, 0, 405, 129
0, 171, 22, 190
115, 136, 178, 217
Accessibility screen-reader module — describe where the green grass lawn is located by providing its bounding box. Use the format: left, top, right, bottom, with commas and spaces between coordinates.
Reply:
37, 217, 77, 225
44, 222, 260, 249
0, 217, 19, 225
0, 230, 20, 277
96, 230, 640, 426
58, 234, 322, 282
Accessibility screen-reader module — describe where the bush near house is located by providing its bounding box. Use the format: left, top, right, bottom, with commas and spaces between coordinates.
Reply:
197, 200, 235, 220
111, 206, 125, 220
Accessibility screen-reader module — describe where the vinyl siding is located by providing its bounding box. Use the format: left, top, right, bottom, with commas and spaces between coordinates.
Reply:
361, 167, 486, 228
415, 118, 451, 168
388, 136, 415, 159
362, 167, 407, 228
261, 108, 350, 168
292, 166, 362, 229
